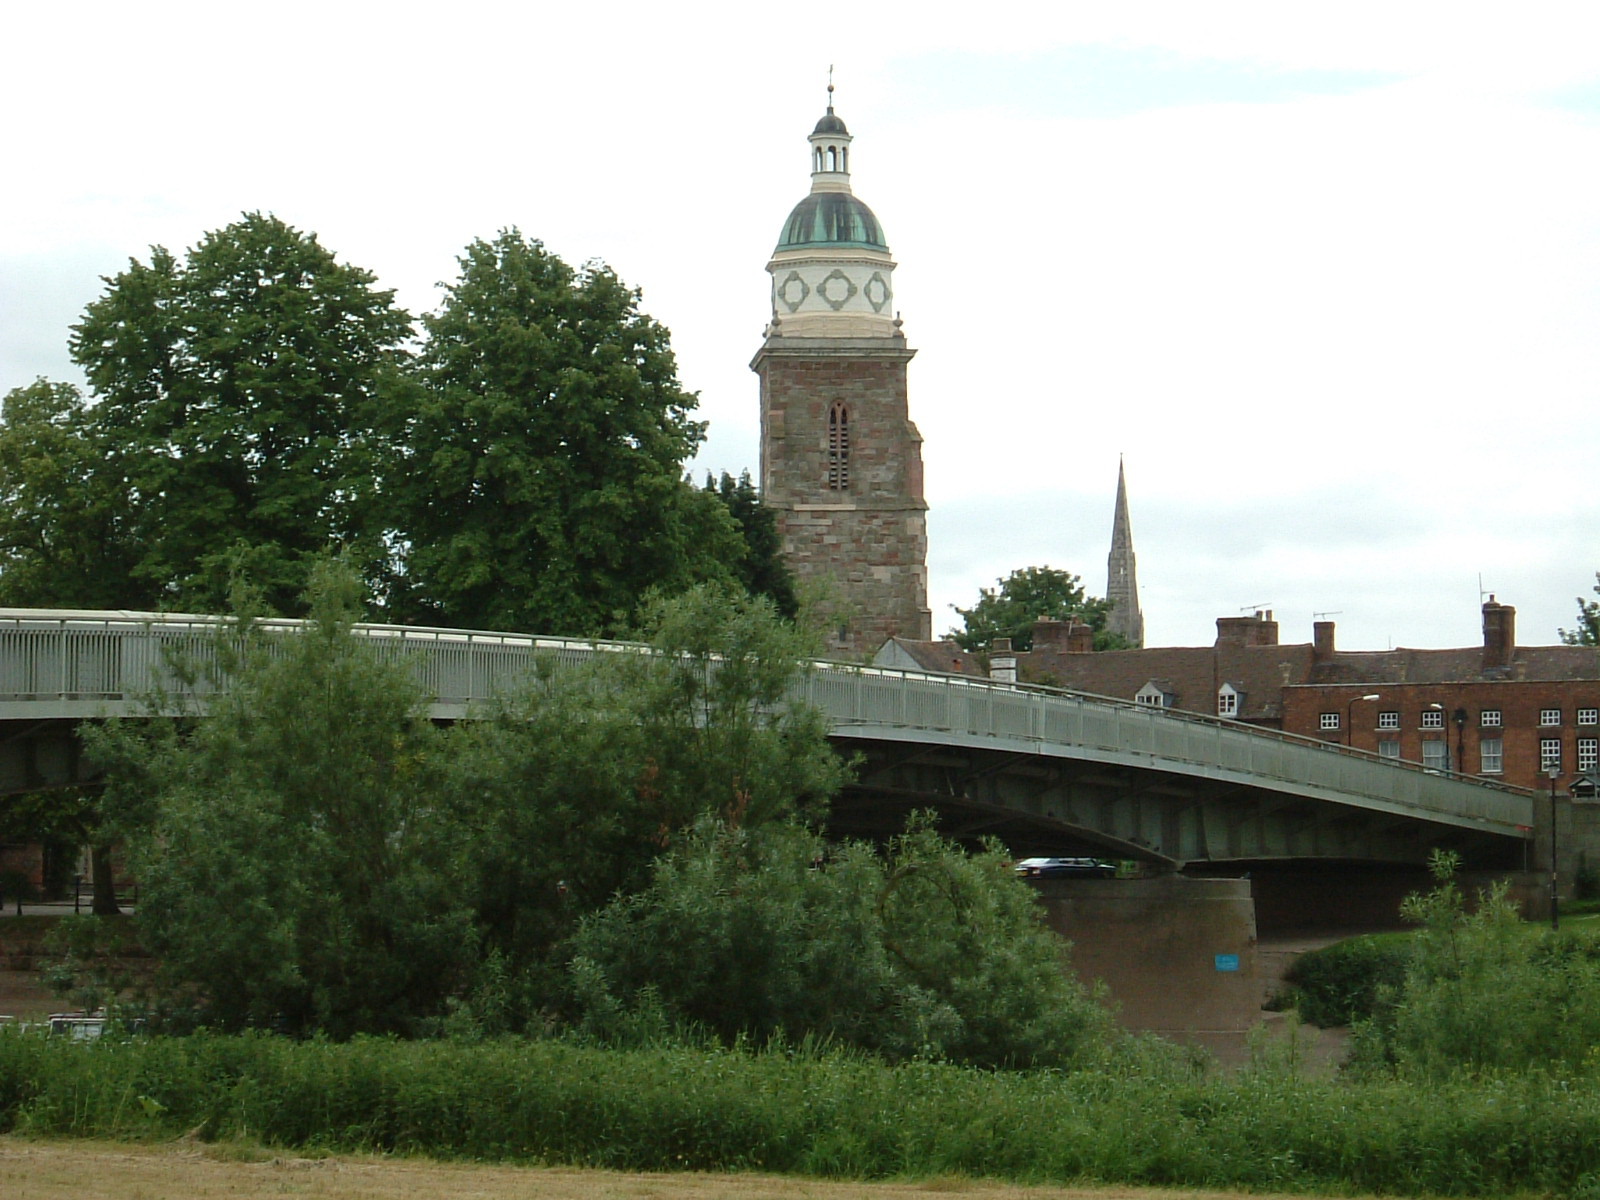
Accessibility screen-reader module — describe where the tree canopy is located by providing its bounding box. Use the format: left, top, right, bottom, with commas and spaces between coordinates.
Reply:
1, 217, 798, 634
950, 565, 1127, 652
704, 470, 798, 619
384, 229, 742, 635
68, 212, 413, 614
88, 564, 475, 1034
1562, 573, 1600, 647
0, 379, 135, 608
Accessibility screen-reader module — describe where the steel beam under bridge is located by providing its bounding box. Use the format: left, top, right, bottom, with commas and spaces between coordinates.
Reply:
0, 610, 1535, 868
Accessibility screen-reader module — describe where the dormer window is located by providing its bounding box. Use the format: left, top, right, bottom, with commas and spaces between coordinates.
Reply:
1217, 683, 1240, 718
1135, 681, 1173, 708
826, 402, 850, 490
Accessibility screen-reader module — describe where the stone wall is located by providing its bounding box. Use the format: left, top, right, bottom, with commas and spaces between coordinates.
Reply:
754, 336, 930, 653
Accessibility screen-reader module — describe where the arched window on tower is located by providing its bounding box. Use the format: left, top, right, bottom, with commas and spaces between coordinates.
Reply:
827, 145, 839, 171
814, 146, 824, 172
827, 402, 850, 491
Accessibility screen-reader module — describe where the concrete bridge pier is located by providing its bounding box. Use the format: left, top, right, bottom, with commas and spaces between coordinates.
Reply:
1032, 875, 1261, 1057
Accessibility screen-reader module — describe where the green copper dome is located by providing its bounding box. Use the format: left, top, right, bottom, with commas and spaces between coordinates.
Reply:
776, 192, 887, 252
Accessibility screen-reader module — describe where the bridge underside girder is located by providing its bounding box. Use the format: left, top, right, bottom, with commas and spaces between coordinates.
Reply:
0, 716, 1528, 873
830, 737, 1523, 870
0, 720, 92, 798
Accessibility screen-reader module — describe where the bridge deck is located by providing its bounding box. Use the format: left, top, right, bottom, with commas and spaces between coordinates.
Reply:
0, 610, 1535, 863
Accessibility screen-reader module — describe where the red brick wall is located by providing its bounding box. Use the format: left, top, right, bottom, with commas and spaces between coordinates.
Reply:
1282, 680, 1600, 793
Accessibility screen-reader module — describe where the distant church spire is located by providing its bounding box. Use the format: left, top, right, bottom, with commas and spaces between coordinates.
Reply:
1106, 458, 1145, 647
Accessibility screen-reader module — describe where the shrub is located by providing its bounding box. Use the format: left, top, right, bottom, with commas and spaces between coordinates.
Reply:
563, 814, 1117, 1068
1271, 932, 1411, 1027
1351, 849, 1600, 1078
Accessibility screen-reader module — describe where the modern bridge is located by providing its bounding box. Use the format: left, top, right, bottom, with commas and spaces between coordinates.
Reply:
0, 609, 1535, 870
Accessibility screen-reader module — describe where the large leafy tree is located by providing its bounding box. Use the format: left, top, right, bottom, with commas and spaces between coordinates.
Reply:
0, 380, 136, 607
950, 565, 1127, 652
89, 564, 476, 1034
69, 212, 412, 613
454, 583, 844, 999
385, 230, 741, 635
1562, 573, 1600, 647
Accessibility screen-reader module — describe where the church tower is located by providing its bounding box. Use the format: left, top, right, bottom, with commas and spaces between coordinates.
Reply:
1105, 459, 1145, 647
752, 92, 931, 654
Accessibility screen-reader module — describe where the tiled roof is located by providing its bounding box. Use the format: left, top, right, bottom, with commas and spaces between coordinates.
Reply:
872, 637, 985, 677
1020, 643, 1316, 722
1307, 645, 1600, 686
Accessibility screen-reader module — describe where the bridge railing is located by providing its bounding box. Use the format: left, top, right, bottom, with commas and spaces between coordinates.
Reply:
809, 662, 1533, 833
0, 609, 1532, 834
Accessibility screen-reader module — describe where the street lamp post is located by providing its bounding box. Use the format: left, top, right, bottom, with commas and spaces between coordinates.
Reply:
1549, 765, 1561, 932
1346, 693, 1380, 747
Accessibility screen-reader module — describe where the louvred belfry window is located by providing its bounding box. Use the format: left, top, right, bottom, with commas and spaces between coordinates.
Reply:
827, 402, 849, 490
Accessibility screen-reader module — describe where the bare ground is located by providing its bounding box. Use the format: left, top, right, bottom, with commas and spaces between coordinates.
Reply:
0, 1138, 1334, 1200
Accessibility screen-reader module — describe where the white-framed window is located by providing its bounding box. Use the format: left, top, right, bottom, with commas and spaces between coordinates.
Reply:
1378, 739, 1401, 760
1217, 684, 1239, 718
1542, 708, 1563, 727
1422, 741, 1448, 771
1378, 711, 1400, 730
1421, 709, 1444, 729
1481, 709, 1502, 728
1581, 738, 1599, 774
1542, 738, 1563, 773
1320, 712, 1341, 731
1580, 708, 1598, 727
1480, 737, 1503, 774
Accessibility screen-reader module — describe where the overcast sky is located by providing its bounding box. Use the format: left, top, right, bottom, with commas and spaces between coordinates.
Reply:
4, 3, 1599, 652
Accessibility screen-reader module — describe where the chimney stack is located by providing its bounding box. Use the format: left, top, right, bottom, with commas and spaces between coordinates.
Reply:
1032, 618, 1068, 649
1066, 621, 1094, 654
1313, 620, 1336, 661
989, 637, 1017, 684
1216, 611, 1279, 648
1482, 596, 1516, 669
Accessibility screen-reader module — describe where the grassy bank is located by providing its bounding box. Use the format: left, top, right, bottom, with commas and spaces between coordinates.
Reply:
3, 1031, 1600, 1197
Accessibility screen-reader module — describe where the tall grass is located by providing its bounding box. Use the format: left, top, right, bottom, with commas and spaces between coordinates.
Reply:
5, 1030, 1600, 1196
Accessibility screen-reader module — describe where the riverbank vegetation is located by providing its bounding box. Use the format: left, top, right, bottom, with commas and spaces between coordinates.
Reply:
7, 1027, 1600, 1197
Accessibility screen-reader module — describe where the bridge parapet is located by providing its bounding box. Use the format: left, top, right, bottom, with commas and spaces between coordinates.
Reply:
0, 610, 1536, 850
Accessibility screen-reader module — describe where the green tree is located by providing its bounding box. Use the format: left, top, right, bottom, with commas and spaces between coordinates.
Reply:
69, 212, 412, 613
386, 230, 741, 635
703, 470, 798, 618
566, 814, 1114, 1068
950, 565, 1126, 652
89, 564, 475, 1034
453, 583, 845, 1007
1561, 573, 1600, 646
1352, 850, 1600, 1079
0, 380, 135, 607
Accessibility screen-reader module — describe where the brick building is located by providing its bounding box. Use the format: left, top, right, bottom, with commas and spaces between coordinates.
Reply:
1280, 599, 1600, 794
753, 94, 931, 655
879, 598, 1600, 796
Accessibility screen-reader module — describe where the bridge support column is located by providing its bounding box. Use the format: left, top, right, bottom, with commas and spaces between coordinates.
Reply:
1031, 876, 1260, 1056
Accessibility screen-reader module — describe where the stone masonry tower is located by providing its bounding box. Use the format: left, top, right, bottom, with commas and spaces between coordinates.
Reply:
1105, 458, 1145, 647
752, 93, 931, 654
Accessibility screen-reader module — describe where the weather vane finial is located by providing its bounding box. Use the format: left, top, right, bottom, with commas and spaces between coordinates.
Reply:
827, 64, 835, 111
